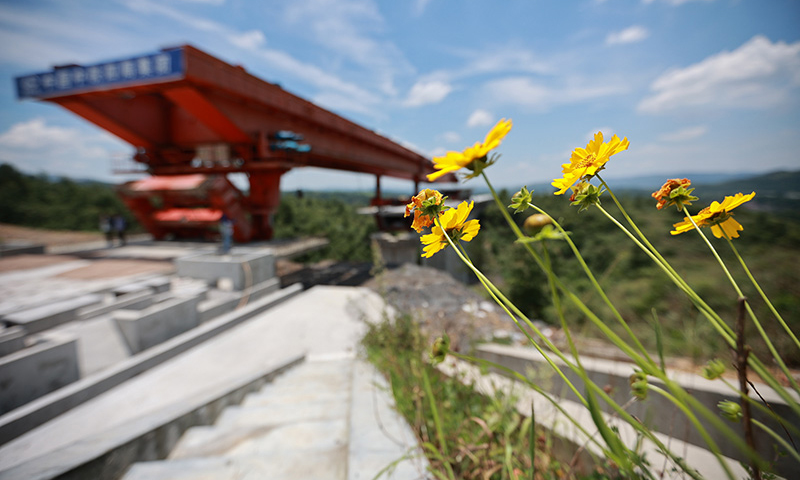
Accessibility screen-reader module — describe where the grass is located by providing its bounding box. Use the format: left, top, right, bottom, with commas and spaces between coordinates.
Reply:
362, 312, 634, 480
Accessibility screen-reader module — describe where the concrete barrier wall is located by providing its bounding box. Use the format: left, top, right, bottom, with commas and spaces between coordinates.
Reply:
78, 291, 155, 321
113, 296, 202, 354
0, 327, 26, 357
175, 252, 275, 290
476, 343, 800, 479
0, 333, 80, 415
2, 295, 102, 334
0, 284, 303, 446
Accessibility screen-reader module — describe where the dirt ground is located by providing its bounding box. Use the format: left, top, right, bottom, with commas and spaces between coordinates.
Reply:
0, 223, 104, 247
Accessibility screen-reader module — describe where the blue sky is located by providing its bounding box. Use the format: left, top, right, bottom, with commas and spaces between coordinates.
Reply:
1, 0, 799, 192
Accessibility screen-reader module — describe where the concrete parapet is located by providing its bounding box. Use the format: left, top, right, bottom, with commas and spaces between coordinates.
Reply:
175, 251, 275, 290
370, 232, 419, 267
114, 296, 202, 354
0, 284, 303, 446
78, 290, 155, 321
197, 277, 281, 323
112, 276, 171, 297
0, 332, 80, 415
475, 343, 800, 479
0, 327, 26, 357
2, 294, 103, 334
0, 243, 45, 258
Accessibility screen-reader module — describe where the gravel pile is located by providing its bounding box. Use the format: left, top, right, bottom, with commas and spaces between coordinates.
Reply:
364, 263, 526, 352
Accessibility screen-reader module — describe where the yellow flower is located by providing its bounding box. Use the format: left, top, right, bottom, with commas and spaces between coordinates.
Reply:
671, 192, 755, 239
420, 201, 480, 258
552, 132, 629, 195
405, 189, 445, 233
427, 119, 512, 181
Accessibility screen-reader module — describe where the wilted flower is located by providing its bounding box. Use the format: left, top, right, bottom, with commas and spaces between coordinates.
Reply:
420, 201, 481, 258
405, 189, 445, 232
671, 192, 756, 239
552, 132, 629, 195
427, 119, 512, 181
652, 178, 697, 210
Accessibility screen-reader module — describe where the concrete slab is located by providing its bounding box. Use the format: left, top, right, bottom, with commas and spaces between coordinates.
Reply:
0, 332, 80, 415
348, 360, 426, 480
0, 326, 26, 357
2, 294, 102, 334
0, 286, 381, 479
126, 449, 347, 480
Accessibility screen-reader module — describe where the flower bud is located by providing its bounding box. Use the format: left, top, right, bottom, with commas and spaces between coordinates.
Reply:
629, 370, 648, 401
430, 334, 450, 365
702, 359, 726, 380
718, 400, 742, 422
523, 213, 552, 235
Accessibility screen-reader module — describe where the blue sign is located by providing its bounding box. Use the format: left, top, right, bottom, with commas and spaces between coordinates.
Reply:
15, 48, 185, 100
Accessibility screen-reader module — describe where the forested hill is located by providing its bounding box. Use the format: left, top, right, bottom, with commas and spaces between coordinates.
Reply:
0, 163, 131, 232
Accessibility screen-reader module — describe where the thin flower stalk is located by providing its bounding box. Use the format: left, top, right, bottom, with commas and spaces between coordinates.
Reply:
481, 173, 654, 370
489, 184, 743, 472
588, 191, 800, 418
590, 203, 737, 345
596, 175, 738, 339
648, 386, 738, 480
751, 419, 800, 465
442, 232, 588, 405
449, 184, 722, 479
682, 206, 800, 396
587, 182, 798, 416
717, 380, 800, 441
725, 237, 800, 350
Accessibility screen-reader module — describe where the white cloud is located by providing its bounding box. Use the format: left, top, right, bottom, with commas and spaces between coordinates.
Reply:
229, 30, 266, 50
403, 80, 452, 107
643, 0, 713, 5
283, 0, 412, 96
606, 26, 649, 46
413, 0, 433, 15
485, 77, 626, 111
467, 109, 494, 127
638, 36, 800, 113
0, 118, 128, 180
659, 126, 708, 142
123, 0, 382, 114
440, 131, 461, 143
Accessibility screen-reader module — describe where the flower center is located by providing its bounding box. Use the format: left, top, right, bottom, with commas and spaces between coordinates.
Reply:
576, 153, 596, 169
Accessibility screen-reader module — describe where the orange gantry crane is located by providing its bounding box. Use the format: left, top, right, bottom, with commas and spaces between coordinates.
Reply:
16, 45, 449, 240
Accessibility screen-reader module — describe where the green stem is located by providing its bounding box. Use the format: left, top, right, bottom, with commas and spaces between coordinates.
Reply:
682, 207, 800, 396
752, 418, 800, 464
421, 367, 448, 457
726, 237, 800, 351
649, 385, 737, 480
592, 203, 738, 344
529, 203, 654, 362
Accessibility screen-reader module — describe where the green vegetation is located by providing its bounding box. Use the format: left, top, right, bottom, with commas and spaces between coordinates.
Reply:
0, 163, 134, 232
272, 191, 377, 262
363, 313, 606, 479
477, 190, 800, 366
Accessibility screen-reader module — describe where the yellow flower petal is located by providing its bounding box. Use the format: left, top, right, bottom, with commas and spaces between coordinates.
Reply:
553, 132, 629, 195
428, 119, 512, 180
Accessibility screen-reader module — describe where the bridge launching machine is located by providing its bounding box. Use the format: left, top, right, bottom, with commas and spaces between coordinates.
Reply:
16, 45, 449, 241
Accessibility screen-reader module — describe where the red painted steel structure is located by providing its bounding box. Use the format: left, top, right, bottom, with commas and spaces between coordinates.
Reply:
17, 45, 448, 240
